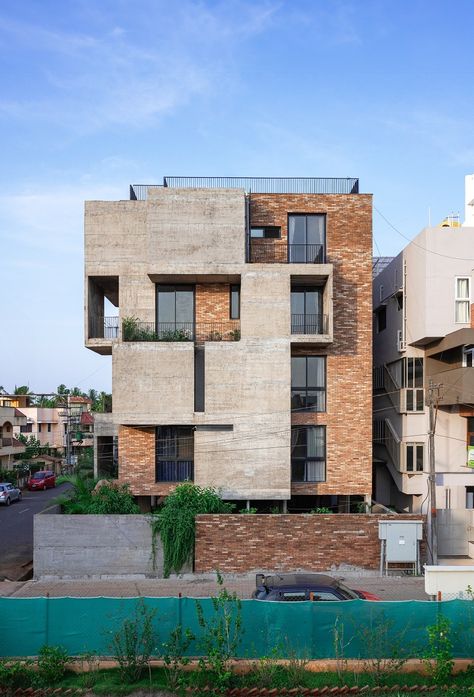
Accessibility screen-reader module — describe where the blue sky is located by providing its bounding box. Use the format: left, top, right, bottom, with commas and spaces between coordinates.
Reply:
1, 0, 473, 394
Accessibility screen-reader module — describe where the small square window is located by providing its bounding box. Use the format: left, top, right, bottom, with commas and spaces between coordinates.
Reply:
250, 226, 281, 239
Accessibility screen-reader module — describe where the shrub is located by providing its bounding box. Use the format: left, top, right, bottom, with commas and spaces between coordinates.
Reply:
37, 644, 69, 686
60, 477, 139, 514
0, 659, 35, 689
109, 598, 157, 683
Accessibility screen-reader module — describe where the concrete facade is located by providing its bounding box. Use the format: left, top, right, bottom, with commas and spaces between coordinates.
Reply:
33, 514, 187, 579
373, 200, 474, 555
85, 178, 373, 508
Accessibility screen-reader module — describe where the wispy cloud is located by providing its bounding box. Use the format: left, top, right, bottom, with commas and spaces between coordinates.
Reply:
0, 1, 280, 133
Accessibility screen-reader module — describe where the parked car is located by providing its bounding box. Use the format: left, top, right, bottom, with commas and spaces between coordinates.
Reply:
252, 573, 380, 601
0, 482, 22, 506
27, 470, 56, 491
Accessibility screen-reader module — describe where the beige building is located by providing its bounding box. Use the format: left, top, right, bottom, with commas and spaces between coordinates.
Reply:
85, 177, 373, 511
373, 175, 474, 556
0, 405, 26, 470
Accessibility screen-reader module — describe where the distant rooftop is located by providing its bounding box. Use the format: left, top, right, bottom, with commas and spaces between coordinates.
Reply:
372, 256, 394, 278
130, 176, 360, 200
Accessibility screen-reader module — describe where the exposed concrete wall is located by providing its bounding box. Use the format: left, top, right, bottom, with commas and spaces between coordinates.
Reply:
33, 514, 188, 579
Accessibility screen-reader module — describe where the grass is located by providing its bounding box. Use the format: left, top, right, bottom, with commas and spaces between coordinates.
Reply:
28, 665, 474, 695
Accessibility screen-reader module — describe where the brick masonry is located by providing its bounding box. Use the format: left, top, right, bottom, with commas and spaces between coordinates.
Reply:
194, 513, 425, 573
250, 194, 373, 497
119, 424, 179, 497
195, 282, 240, 341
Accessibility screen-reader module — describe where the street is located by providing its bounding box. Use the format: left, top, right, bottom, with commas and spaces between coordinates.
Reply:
0, 482, 72, 581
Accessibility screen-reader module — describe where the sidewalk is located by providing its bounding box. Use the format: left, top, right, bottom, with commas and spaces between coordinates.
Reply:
0, 573, 429, 600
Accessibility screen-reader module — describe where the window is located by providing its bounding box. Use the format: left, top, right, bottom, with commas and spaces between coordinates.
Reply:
466, 487, 474, 510
405, 443, 424, 472
47, 423, 52, 433
230, 285, 240, 319
291, 426, 326, 482
455, 277, 471, 323
38, 423, 42, 433
250, 226, 280, 239
463, 346, 474, 367
288, 214, 326, 263
291, 356, 326, 412
404, 357, 424, 411
375, 306, 386, 332
20, 424, 32, 433
156, 426, 194, 482
156, 285, 194, 339
291, 286, 324, 334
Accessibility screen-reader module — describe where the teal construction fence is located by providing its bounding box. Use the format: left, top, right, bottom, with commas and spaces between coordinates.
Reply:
1, 597, 474, 659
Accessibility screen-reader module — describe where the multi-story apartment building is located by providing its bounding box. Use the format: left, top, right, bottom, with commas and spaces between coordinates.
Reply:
0, 404, 26, 469
373, 175, 474, 556
84, 177, 372, 511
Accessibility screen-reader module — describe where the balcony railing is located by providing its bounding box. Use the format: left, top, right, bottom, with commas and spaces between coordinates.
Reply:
89, 316, 119, 339
288, 244, 325, 263
122, 320, 241, 343
156, 460, 194, 482
291, 314, 328, 335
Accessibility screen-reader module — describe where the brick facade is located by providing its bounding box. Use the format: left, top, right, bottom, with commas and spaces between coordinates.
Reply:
119, 425, 178, 497
195, 283, 240, 342
251, 194, 373, 497
195, 514, 425, 573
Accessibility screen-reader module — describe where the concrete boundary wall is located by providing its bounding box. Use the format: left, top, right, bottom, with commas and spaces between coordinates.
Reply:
194, 513, 426, 573
33, 514, 191, 580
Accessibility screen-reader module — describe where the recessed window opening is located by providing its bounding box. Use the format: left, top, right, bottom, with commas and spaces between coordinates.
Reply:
250, 226, 281, 239
455, 277, 471, 323
291, 356, 326, 412
288, 214, 326, 263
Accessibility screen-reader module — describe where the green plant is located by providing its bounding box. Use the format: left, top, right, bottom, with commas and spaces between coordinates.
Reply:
0, 659, 35, 690
333, 616, 350, 680
78, 650, 101, 689
207, 330, 222, 341
248, 646, 283, 687
109, 598, 157, 683
356, 612, 411, 684
60, 477, 139, 514
195, 572, 243, 690
239, 507, 258, 514
36, 645, 69, 686
153, 483, 234, 577
423, 614, 454, 684
158, 328, 191, 342
229, 328, 241, 341
310, 506, 333, 514
269, 505, 280, 514
161, 624, 195, 691
284, 639, 310, 688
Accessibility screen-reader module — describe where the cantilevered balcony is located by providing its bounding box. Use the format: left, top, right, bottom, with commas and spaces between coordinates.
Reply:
122, 319, 241, 344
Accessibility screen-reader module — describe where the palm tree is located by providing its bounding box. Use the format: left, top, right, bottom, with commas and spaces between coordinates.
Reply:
14, 385, 31, 395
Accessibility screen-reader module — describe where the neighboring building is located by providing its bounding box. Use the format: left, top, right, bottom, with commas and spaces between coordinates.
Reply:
0, 406, 26, 469
18, 407, 63, 449
84, 176, 373, 511
373, 174, 474, 556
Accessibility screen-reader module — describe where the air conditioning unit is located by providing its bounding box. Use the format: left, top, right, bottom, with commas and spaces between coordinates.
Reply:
397, 329, 406, 352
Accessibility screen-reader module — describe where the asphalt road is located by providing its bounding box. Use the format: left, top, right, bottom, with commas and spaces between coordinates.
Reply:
0, 482, 72, 581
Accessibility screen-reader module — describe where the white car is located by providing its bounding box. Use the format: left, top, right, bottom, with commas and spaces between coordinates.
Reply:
0, 482, 22, 505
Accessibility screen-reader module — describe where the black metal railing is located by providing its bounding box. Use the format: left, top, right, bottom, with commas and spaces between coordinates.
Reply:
122, 320, 241, 343
156, 460, 194, 482
288, 244, 325, 263
130, 177, 359, 199
88, 316, 119, 339
291, 314, 328, 335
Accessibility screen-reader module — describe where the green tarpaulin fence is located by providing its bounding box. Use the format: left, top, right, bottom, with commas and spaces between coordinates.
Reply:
1, 597, 473, 659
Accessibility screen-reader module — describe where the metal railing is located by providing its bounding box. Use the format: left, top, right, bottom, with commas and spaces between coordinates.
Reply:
130, 177, 359, 199
156, 460, 194, 482
288, 244, 325, 263
88, 316, 119, 340
122, 320, 241, 343
291, 314, 328, 335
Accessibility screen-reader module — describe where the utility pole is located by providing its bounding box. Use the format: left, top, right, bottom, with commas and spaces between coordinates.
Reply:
427, 381, 441, 565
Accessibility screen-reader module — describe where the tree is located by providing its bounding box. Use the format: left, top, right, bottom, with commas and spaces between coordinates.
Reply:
14, 385, 31, 395
16, 434, 42, 460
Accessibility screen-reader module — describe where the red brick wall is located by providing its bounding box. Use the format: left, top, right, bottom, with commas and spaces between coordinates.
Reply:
195, 514, 425, 573
119, 425, 179, 497
251, 194, 373, 497
195, 283, 240, 341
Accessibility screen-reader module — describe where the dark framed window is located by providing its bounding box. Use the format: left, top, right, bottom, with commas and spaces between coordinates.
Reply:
47, 423, 52, 433
288, 214, 326, 263
38, 423, 42, 433
156, 426, 194, 482
291, 286, 324, 334
375, 306, 386, 332
20, 423, 32, 433
291, 426, 326, 482
406, 443, 424, 472
291, 356, 326, 412
156, 285, 194, 339
250, 226, 281, 239
230, 285, 240, 319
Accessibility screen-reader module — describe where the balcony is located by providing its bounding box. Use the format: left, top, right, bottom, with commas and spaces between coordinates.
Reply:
291, 313, 328, 335
122, 319, 241, 344
89, 316, 120, 339
250, 243, 325, 264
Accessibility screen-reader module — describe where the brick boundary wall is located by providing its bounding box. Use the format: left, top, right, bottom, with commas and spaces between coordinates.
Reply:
195, 514, 426, 573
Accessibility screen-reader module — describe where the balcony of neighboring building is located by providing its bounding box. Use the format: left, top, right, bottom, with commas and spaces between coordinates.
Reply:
86, 276, 119, 355
425, 328, 474, 405
373, 418, 426, 496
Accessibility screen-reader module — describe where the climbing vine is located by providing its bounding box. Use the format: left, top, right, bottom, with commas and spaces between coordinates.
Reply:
151, 483, 234, 577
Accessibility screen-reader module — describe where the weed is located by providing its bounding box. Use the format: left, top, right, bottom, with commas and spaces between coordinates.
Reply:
109, 597, 157, 683
161, 624, 195, 692
0, 659, 35, 690
356, 612, 412, 685
423, 614, 454, 684
78, 650, 101, 689
37, 644, 69, 686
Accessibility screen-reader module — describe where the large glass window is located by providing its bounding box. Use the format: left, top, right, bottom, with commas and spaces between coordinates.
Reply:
291, 356, 326, 412
288, 214, 326, 263
291, 426, 326, 482
455, 277, 471, 323
404, 357, 424, 411
156, 285, 194, 339
156, 426, 194, 482
291, 286, 324, 334
405, 443, 424, 472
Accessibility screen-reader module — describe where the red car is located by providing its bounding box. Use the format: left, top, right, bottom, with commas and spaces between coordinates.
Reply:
28, 470, 56, 491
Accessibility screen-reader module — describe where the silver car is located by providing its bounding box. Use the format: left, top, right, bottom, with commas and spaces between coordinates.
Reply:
0, 482, 22, 505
